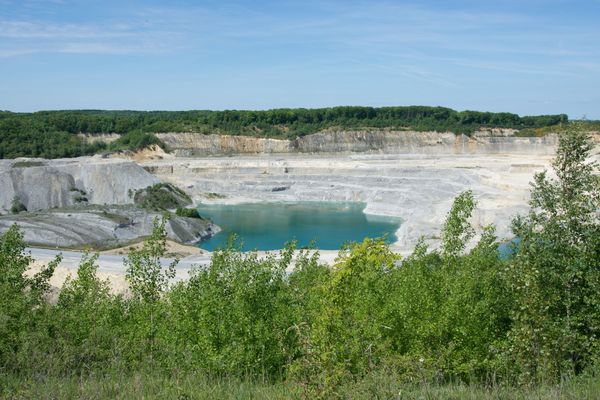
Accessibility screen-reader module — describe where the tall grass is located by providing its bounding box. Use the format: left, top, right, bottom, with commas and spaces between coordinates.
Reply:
2, 371, 599, 399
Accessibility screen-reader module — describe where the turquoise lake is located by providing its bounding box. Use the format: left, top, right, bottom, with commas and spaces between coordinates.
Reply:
197, 202, 401, 251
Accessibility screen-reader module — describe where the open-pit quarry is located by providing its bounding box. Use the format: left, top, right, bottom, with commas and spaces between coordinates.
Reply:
2, 129, 599, 290
145, 130, 588, 253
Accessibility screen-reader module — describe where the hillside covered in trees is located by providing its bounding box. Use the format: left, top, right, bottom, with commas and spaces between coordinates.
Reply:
0, 106, 570, 159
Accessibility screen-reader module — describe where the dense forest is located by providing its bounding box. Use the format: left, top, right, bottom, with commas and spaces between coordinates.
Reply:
1, 126, 599, 398
0, 106, 570, 158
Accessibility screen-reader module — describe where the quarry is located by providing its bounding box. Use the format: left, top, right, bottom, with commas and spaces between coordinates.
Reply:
4, 129, 596, 268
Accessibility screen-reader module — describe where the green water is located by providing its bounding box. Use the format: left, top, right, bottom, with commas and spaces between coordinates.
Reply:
197, 202, 401, 251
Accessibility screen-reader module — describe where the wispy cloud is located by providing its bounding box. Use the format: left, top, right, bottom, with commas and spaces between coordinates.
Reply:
0, 47, 40, 57
1, 1, 598, 65
0, 20, 137, 39
0, 1, 186, 57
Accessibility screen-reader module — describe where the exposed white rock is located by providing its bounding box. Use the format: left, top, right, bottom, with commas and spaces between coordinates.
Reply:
143, 151, 562, 253
0, 157, 158, 213
156, 130, 560, 156
0, 206, 218, 248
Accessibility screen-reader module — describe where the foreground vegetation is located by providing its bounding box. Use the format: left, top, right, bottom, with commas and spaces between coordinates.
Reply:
0, 126, 598, 398
3, 371, 600, 399
0, 106, 572, 158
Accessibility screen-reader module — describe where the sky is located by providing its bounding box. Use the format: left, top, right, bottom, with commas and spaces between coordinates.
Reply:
0, 0, 599, 118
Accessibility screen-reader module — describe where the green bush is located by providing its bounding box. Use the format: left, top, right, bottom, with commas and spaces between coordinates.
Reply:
109, 130, 166, 152
133, 183, 191, 211
167, 240, 296, 376
175, 207, 202, 219
0, 224, 60, 373
11, 160, 45, 168
51, 252, 124, 372
10, 196, 27, 214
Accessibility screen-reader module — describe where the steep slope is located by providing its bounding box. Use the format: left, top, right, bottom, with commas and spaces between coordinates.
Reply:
0, 157, 159, 213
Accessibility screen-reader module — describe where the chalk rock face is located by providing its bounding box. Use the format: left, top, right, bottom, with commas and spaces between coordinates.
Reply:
295, 130, 459, 153
157, 133, 291, 156
0, 157, 159, 213
0, 206, 218, 248
0, 166, 75, 212
156, 130, 560, 156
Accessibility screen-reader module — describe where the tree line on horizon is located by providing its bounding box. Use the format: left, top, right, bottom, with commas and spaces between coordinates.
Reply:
0, 106, 571, 159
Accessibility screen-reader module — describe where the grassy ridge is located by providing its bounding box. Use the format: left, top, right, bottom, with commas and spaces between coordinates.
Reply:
0, 106, 570, 158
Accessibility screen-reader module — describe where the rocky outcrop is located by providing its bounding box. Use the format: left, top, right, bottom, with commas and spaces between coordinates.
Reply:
0, 206, 219, 249
0, 157, 223, 249
0, 157, 158, 213
156, 130, 560, 156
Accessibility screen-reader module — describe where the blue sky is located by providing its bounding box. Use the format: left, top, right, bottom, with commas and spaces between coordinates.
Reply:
1, 0, 599, 118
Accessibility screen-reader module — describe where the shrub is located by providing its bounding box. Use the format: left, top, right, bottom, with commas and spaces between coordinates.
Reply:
12, 161, 44, 168
125, 217, 178, 303
51, 252, 124, 372
0, 225, 60, 372
175, 207, 201, 219
73, 194, 88, 203
133, 183, 191, 211
109, 131, 166, 152
166, 240, 296, 376
10, 196, 27, 214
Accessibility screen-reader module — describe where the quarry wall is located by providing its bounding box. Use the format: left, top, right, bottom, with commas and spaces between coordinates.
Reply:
155, 130, 560, 156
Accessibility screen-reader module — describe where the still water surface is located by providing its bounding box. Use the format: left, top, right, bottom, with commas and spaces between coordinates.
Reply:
197, 202, 401, 251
